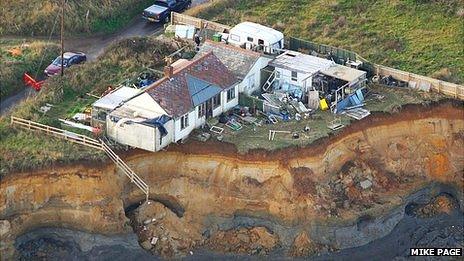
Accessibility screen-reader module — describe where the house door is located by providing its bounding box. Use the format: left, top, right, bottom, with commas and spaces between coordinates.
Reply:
205, 99, 213, 119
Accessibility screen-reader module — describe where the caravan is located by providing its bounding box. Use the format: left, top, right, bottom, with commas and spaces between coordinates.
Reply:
226, 22, 284, 54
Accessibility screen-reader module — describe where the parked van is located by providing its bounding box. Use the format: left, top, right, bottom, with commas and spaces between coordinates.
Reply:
225, 22, 284, 54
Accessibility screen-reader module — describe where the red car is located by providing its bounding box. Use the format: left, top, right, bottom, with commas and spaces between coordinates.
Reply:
44, 52, 86, 76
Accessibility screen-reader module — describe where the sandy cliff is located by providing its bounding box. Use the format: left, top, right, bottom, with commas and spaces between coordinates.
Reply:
1, 102, 463, 259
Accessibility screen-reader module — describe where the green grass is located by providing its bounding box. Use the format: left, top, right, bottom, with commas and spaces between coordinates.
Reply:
0, 40, 59, 98
187, 0, 464, 84
0, 36, 177, 176
0, 0, 154, 36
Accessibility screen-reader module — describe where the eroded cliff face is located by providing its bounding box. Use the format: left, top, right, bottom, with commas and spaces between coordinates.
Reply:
1, 103, 463, 259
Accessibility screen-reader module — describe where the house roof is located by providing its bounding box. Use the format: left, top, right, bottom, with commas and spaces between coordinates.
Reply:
145, 52, 239, 117
269, 50, 335, 75
195, 41, 261, 80
93, 87, 140, 110
187, 75, 222, 107
321, 64, 366, 83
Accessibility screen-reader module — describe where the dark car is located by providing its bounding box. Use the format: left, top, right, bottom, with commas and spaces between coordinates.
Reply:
142, 0, 191, 23
44, 52, 86, 76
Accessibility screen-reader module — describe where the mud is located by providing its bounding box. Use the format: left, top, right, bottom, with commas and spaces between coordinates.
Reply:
1, 102, 463, 259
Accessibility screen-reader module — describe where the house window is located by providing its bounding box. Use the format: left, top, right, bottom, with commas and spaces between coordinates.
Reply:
230, 34, 240, 42
198, 103, 206, 118
213, 93, 221, 108
180, 114, 189, 130
227, 86, 236, 101
291, 71, 298, 81
247, 36, 253, 42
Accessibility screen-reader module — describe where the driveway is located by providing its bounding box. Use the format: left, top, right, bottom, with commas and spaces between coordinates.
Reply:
0, 0, 208, 115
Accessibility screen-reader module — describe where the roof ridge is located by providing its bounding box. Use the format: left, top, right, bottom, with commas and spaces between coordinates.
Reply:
204, 40, 261, 57
145, 52, 215, 92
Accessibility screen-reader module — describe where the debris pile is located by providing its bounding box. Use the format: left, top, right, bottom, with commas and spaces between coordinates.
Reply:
412, 195, 458, 218
206, 227, 279, 255
131, 201, 201, 258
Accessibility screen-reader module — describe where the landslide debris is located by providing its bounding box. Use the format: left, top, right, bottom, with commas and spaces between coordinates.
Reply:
412, 195, 459, 218
129, 201, 201, 258
205, 226, 279, 255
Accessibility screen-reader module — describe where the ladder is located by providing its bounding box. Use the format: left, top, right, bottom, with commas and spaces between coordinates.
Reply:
262, 70, 277, 92
11, 116, 150, 201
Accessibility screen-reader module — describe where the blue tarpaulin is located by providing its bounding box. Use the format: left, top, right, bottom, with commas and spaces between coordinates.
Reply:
142, 115, 171, 137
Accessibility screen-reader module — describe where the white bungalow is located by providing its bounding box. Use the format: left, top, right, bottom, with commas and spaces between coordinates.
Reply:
104, 52, 239, 152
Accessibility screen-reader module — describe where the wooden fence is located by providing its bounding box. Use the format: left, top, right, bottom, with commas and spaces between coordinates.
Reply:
170, 14, 464, 99
374, 64, 464, 100
287, 37, 464, 100
11, 116, 150, 200
171, 12, 231, 32
11, 116, 103, 150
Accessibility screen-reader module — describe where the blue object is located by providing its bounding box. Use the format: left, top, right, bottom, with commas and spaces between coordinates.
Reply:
349, 95, 361, 105
142, 115, 172, 137
356, 89, 364, 102
186, 74, 222, 106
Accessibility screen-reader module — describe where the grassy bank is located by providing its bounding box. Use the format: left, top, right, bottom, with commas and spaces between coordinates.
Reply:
0, 0, 154, 36
0, 40, 59, 99
0, 36, 177, 176
187, 0, 464, 84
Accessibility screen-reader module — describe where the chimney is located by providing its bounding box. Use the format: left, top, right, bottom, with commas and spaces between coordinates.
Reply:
164, 65, 173, 78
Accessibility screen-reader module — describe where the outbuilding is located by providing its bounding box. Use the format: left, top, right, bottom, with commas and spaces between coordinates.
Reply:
227, 22, 284, 54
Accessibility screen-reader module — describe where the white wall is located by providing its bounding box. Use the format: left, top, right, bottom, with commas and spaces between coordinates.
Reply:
125, 93, 168, 118
222, 85, 239, 112
174, 110, 196, 142
275, 67, 313, 92
240, 56, 273, 95
107, 119, 174, 152
107, 120, 156, 151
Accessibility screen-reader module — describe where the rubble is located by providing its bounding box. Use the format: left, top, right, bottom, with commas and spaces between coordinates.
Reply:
206, 227, 279, 255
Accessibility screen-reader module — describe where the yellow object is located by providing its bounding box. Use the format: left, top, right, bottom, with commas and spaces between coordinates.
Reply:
320, 99, 328, 110
8, 48, 22, 57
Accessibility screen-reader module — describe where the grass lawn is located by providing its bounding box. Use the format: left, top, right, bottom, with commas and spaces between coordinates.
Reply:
187, 0, 464, 84
0, 36, 178, 176
0, 0, 154, 36
0, 40, 59, 99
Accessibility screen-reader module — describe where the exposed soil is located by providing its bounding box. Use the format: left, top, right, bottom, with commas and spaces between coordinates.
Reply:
1, 102, 463, 259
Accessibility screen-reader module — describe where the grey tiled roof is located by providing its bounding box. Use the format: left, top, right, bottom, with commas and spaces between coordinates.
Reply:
145, 52, 238, 117
195, 41, 261, 80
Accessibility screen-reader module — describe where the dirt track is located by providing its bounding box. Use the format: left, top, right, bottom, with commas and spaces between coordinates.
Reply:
0, 0, 208, 115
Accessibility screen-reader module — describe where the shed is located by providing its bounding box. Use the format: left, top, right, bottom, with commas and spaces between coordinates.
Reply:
321, 64, 366, 86
268, 50, 335, 92
91, 87, 140, 129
